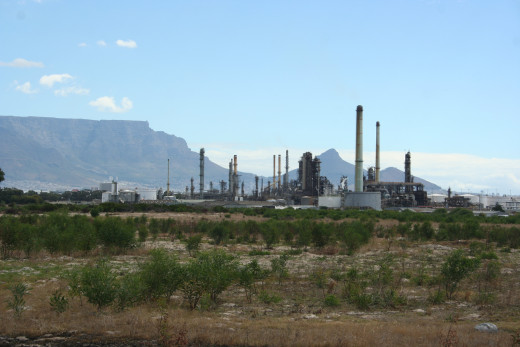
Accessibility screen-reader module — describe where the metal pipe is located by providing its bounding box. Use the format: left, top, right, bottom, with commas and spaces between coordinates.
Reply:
355, 105, 364, 192
375, 121, 380, 183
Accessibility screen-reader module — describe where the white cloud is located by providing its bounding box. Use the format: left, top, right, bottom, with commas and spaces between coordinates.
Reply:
116, 39, 137, 48
54, 86, 89, 96
39, 73, 73, 87
78, 42, 87, 47
89, 96, 133, 113
0, 58, 44, 68
97, 40, 107, 47
15, 81, 38, 94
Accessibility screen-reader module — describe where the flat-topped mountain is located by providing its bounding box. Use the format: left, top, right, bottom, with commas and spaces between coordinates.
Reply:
0, 116, 247, 190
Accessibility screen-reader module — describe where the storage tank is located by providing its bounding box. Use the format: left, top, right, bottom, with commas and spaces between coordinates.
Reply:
344, 192, 381, 211
318, 196, 342, 209
430, 194, 447, 204
119, 190, 136, 203
137, 188, 157, 201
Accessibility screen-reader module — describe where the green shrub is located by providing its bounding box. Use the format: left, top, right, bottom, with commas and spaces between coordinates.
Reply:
258, 290, 282, 304
49, 290, 68, 314
95, 217, 135, 251
324, 294, 340, 307
238, 259, 264, 303
139, 249, 184, 301
80, 259, 119, 310
209, 224, 229, 245
428, 290, 445, 305
185, 235, 202, 256
271, 254, 289, 284
6, 283, 29, 317
248, 249, 270, 256
115, 272, 145, 311
441, 250, 480, 299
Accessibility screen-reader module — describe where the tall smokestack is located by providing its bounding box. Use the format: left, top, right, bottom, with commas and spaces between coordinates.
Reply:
233, 155, 238, 197
199, 148, 204, 199
284, 150, 289, 190
167, 158, 170, 195
375, 121, 380, 183
278, 155, 281, 191
355, 105, 364, 192
273, 155, 276, 191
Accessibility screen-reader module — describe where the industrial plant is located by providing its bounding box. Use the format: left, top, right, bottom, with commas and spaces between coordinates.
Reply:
98, 105, 519, 213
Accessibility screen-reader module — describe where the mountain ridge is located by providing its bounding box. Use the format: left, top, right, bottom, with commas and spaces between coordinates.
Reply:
0, 116, 443, 193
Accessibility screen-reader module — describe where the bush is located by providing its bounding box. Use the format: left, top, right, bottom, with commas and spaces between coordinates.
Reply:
441, 250, 480, 299
181, 249, 238, 309
95, 217, 135, 251
6, 283, 29, 317
271, 254, 289, 284
80, 259, 119, 310
115, 272, 145, 311
49, 290, 68, 314
238, 259, 264, 303
324, 294, 340, 307
209, 224, 229, 245
139, 249, 184, 301
185, 235, 202, 256
258, 290, 282, 304
248, 249, 270, 256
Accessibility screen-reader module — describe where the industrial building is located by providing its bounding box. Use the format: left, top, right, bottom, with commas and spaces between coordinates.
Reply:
98, 104, 520, 213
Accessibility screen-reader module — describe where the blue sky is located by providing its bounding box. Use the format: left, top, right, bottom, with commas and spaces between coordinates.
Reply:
1, 0, 519, 194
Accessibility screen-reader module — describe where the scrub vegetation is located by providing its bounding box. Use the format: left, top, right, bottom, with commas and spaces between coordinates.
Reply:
1, 205, 519, 346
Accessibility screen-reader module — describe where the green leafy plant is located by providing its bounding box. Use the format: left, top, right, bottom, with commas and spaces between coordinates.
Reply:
139, 248, 184, 301
324, 294, 340, 307
185, 235, 202, 257
258, 290, 282, 304
49, 289, 68, 314
80, 259, 119, 311
441, 250, 480, 299
271, 254, 289, 285
6, 282, 29, 317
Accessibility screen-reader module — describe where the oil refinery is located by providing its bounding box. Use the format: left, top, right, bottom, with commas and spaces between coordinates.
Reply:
99, 105, 519, 213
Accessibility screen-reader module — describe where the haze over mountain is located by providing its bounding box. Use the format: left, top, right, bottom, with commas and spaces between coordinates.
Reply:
0, 116, 442, 193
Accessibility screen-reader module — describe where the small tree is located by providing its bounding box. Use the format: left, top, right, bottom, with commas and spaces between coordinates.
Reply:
185, 235, 202, 257
0, 168, 4, 183
271, 254, 289, 284
6, 283, 29, 317
492, 203, 505, 213
80, 259, 119, 310
238, 259, 264, 303
139, 248, 184, 301
441, 250, 480, 299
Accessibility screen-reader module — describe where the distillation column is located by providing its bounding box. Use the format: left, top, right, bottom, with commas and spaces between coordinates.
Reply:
199, 148, 204, 199
375, 121, 380, 183
355, 105, 364, 192
278, 155, 282, 191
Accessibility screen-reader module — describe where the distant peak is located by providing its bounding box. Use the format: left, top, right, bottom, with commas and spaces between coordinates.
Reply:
319, 148, 340, 157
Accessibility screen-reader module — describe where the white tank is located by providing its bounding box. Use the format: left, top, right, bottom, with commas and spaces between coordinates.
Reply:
136, 188, 157, 201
